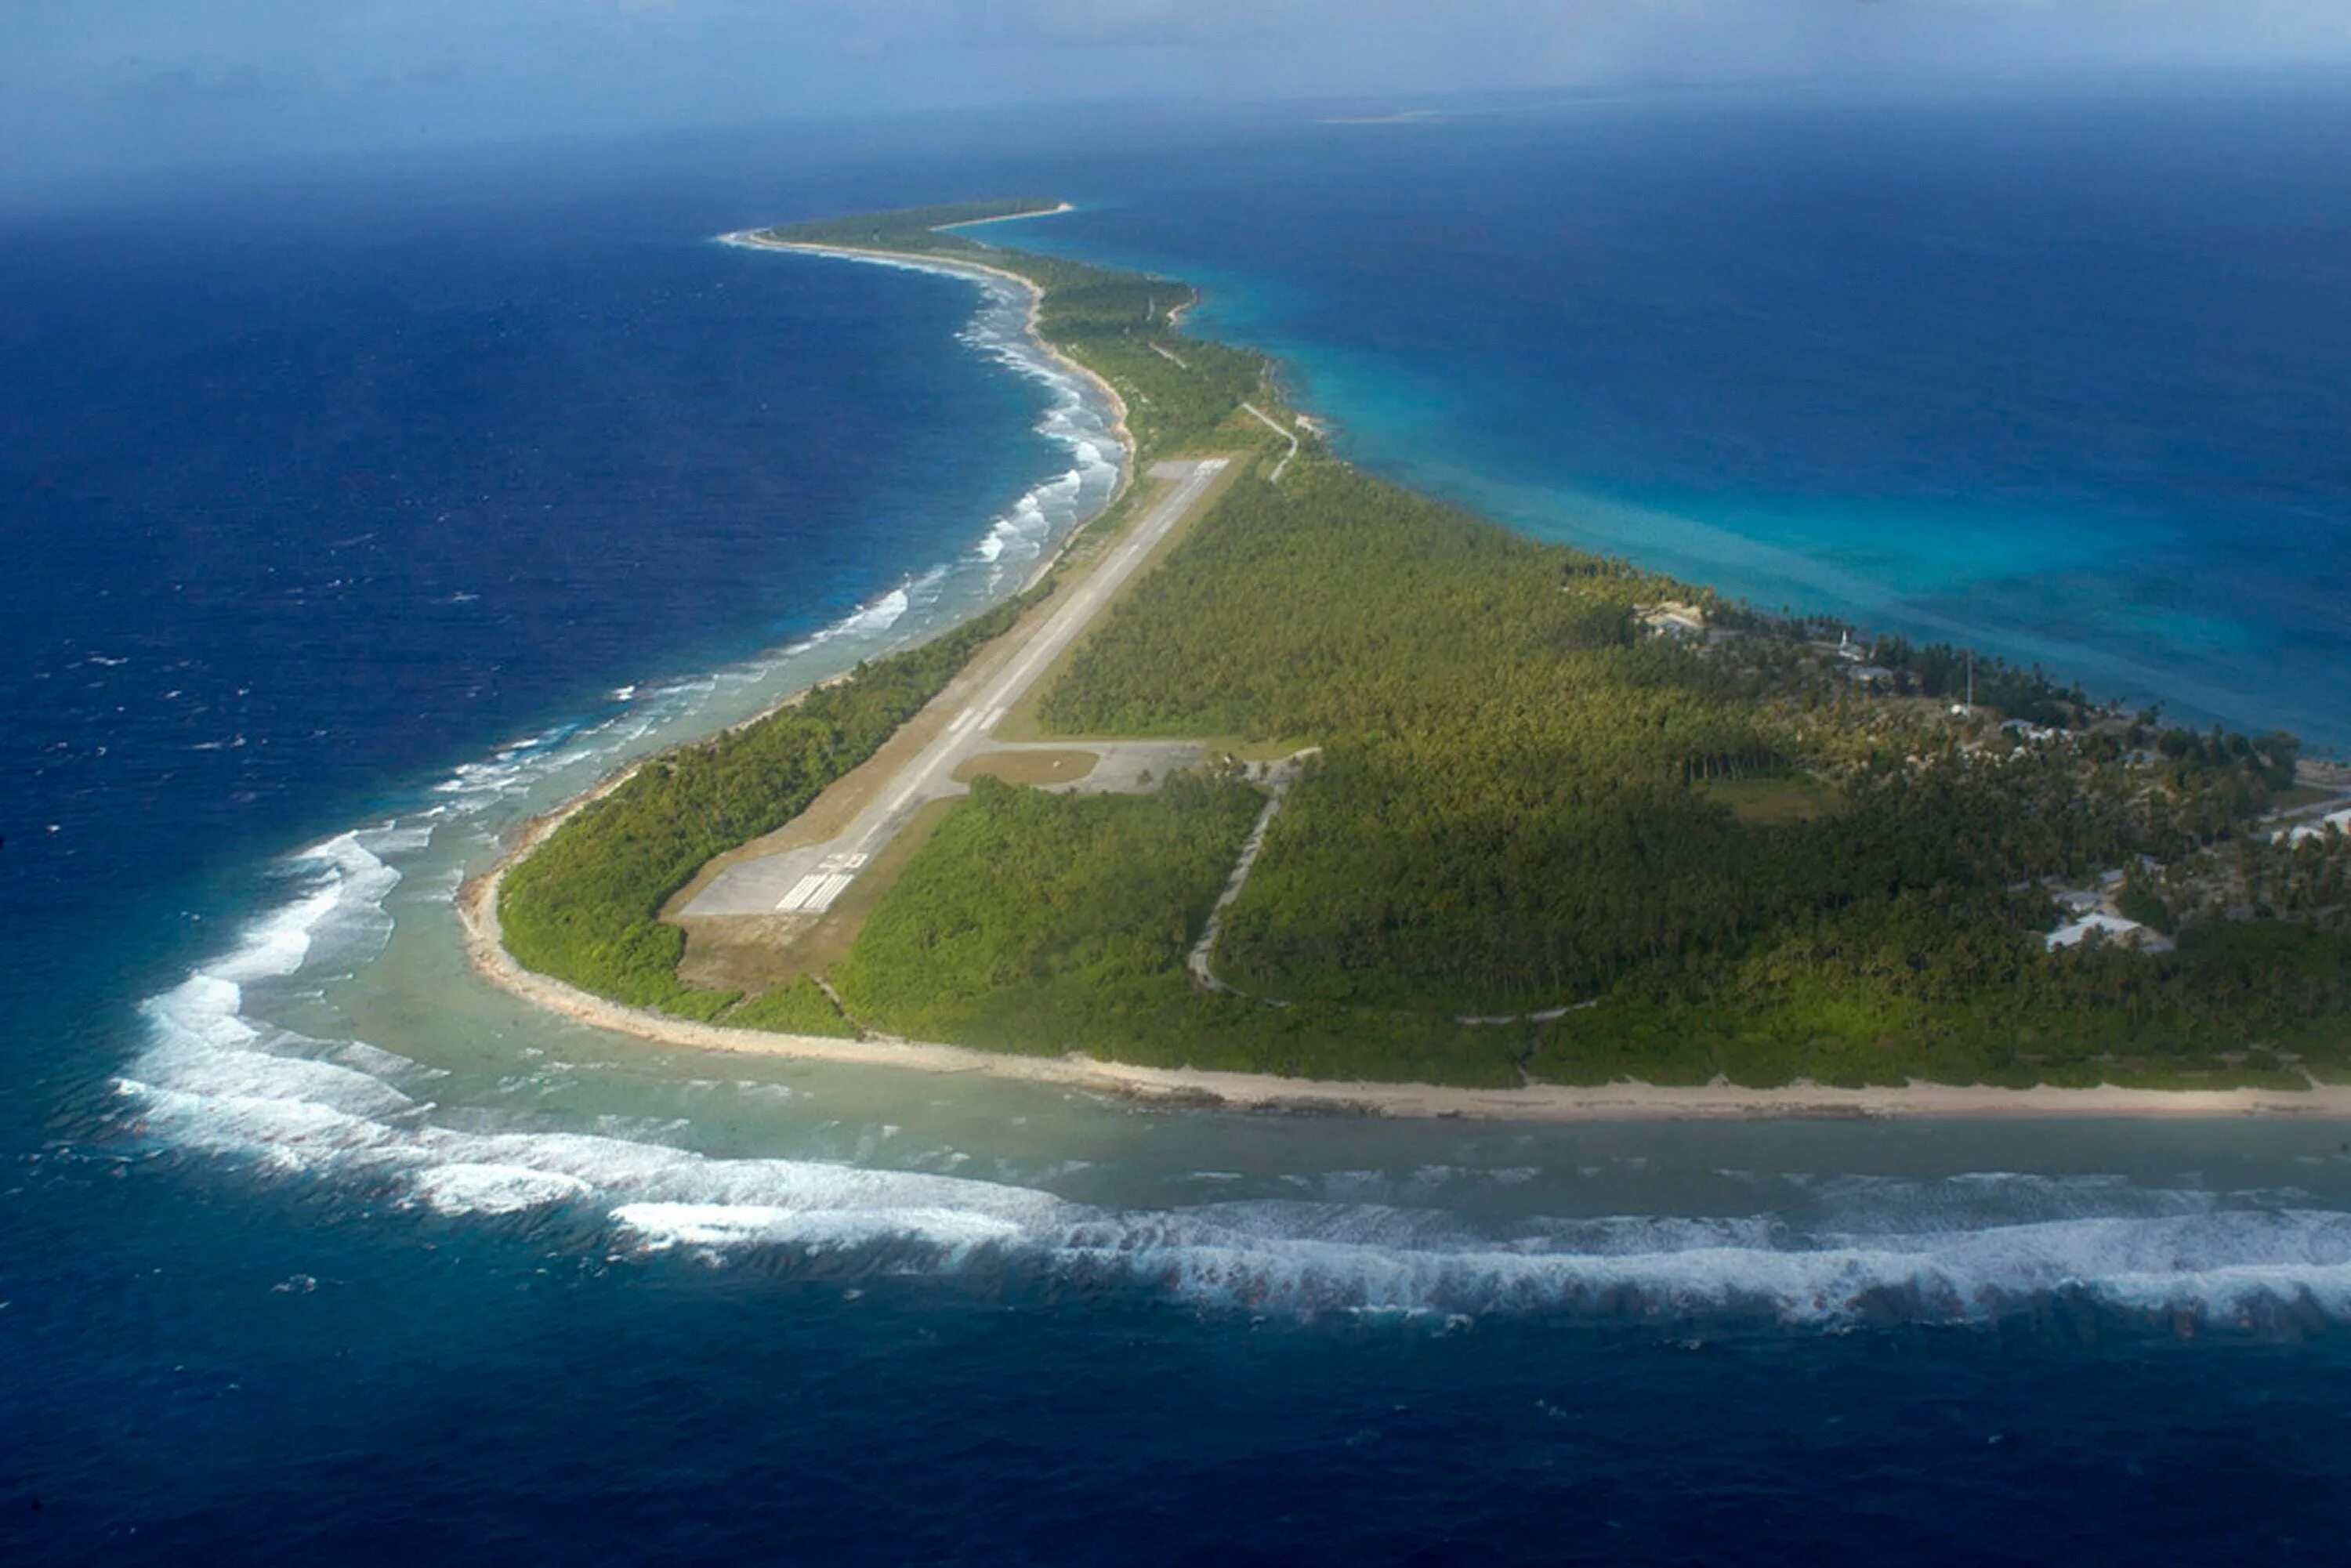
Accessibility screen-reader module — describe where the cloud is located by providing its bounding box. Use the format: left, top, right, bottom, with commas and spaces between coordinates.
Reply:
946, 0, 1282, 45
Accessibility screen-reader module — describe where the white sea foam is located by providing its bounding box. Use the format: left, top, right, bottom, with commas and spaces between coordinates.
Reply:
356, 822, 437, 858
410, 1164, 595, 1216
122, 1081, 410, 1174
769, 238, 1125, 581
841, 586, 910, 636
125, 759, 2351, 1331
614, 1201, 1030, 1255
114, 992, 2351, 1327
199, 834, 399, 983
130, 1045, 416, 1121
141, 974, 258, 1052
1035, 1201, 2351, 1323
976, 489, 1056, 566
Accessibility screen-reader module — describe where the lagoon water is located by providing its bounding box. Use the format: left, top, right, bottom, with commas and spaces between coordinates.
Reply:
9, 84, 2351, 1561
1010, 78, 2351, 751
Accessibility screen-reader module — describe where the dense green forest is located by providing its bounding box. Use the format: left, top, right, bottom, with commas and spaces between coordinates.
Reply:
958, 449, 2343, 1085
1041, 459, 2244, 1009
832, 775, 1532, 1086
496, 591, 1038, 1025
721, 978, 859, 1037
833, 773, 1259, 1051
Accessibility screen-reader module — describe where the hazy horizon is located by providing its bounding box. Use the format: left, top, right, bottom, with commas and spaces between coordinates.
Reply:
9, 1, 2351, 193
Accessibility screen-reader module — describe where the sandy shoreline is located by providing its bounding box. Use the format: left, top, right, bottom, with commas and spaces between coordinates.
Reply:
455, 228, 2351, 1124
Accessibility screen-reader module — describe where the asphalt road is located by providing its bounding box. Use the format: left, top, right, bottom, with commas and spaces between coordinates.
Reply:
684, 458, 1229, 918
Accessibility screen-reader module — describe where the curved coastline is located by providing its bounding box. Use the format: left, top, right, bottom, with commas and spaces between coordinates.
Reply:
720, 227, 1137, 575
460, 226, 2351, 1124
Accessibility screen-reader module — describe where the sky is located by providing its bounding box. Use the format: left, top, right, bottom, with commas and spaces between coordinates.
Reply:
7, 1, 2351, 186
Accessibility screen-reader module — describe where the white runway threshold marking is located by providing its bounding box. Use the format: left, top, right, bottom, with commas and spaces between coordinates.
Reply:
775, 852, 871, 913
729, 458, 1230, 923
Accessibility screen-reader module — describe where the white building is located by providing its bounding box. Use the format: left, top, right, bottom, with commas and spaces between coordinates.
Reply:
2045, 912, 2173, 953
2283, 807, 2351, 846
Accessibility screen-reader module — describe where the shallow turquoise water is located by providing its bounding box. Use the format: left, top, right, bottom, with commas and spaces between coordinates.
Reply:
1012, 78, 2351, 748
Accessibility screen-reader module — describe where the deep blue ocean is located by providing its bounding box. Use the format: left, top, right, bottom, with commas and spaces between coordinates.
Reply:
10, 81, 2351, 1563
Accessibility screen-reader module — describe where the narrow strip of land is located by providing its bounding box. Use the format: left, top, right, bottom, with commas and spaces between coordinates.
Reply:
684, 458, 1229, 918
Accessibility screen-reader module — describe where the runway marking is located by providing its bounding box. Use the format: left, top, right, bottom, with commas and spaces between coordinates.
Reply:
703, 458, 1233, 922
802, 873, 855, 912
773, 851, 877, 913
775, 873, 826, 913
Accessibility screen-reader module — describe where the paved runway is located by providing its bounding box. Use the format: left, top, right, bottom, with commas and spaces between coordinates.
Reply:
683, 458, 1228, 918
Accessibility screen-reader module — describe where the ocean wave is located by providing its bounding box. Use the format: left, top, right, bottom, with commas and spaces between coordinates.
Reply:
109, 999, 2351, 1329
411, 1163, 596, 1216
778, 240, 1125, 576
615, 1200, 1032, 1255
429, 714, 617, 810
975, 482, 1063, 567
841, 585, 910, 636
150, 832, 406, 1013
118, 804, 2351, 1332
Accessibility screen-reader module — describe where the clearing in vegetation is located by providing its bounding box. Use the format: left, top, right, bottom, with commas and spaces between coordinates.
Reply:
951, 750, 1100, 786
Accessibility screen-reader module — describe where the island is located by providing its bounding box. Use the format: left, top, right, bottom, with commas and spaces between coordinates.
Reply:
458, 201, 2351, 1118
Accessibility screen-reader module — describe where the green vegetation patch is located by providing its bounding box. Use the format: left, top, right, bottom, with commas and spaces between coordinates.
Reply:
722, 979, 857, 1038
497, 592, 1035, 1016
1701, 773, 1845, 826
1021, 448, 2327, 1082
1534, 916, 2351, 1089
1038, 461, 1788, 1011
831, 773, 1528, 1086
835, 773, 1261, 1050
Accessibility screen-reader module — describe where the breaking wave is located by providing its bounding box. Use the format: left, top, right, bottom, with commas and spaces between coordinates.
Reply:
730, 236, 1125, 586
114, 854, 2351, 1332
951, 272, 1122, 585
114, 1014, 2351, 1327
